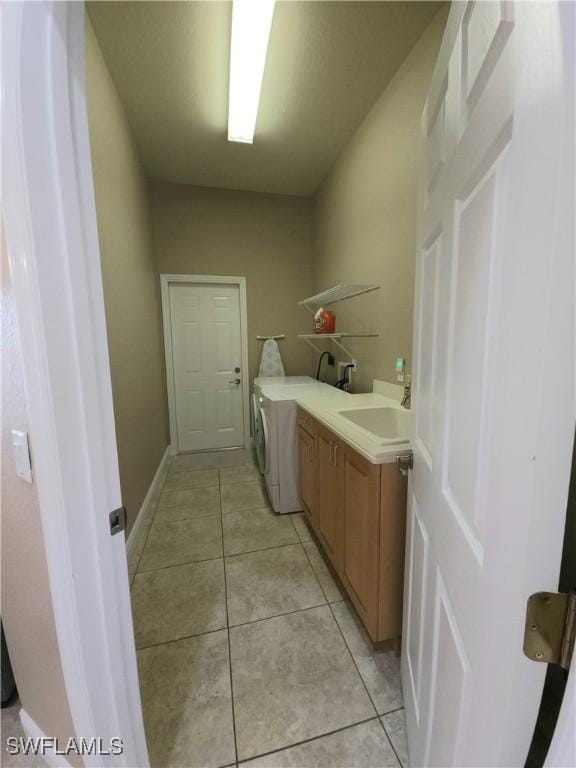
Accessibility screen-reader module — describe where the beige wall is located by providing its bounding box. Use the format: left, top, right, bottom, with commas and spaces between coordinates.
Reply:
86, 20, 169, 533
1, 232, 78, 760
313, 8, 448, 393
150, 184, 316, 386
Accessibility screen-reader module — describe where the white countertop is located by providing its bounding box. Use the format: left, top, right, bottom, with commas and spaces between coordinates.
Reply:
296, 388, 411, 465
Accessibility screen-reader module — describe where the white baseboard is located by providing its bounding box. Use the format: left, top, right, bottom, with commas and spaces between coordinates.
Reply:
19, 710, 72, 768
126, 445, 172, 568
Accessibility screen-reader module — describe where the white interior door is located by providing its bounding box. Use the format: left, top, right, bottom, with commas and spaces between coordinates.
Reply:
3, 3, 149, 764
169, 283, 245, 451
403, 2, 574, 767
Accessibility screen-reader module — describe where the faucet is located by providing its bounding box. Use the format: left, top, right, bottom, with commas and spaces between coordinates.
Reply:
401, 375, 411, 409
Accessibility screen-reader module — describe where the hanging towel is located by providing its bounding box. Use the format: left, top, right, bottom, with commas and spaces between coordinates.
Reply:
258, 339, 285, 377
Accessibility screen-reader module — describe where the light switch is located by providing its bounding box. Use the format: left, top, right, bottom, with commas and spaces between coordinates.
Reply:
11, 429, 33, 483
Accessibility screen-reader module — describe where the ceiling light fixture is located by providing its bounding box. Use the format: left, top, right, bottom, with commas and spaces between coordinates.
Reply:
228, 0, 276, 144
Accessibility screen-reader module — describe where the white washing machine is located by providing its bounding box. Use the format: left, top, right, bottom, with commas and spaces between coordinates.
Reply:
253, 376, 317, 387
252, 376, 319, 468
252, 377, 347, 514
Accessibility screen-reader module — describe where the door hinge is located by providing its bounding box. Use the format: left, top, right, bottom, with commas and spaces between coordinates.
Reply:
109, 506, 127, 536
523, 591, 576, 671
396, 450, 414, 477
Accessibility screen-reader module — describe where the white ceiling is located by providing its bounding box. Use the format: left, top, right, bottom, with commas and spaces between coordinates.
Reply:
88, 1, 442, 196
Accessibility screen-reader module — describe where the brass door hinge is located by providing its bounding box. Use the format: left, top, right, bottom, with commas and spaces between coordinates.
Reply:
523, 591, 576, 671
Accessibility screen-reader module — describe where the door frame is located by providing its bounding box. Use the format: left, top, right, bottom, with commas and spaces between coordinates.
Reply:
160, 273, 250, 454
2, 2, 148, 766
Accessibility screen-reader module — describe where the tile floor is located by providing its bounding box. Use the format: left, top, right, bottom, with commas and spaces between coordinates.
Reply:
1, 699, 47, 768
130, 448, 409, 768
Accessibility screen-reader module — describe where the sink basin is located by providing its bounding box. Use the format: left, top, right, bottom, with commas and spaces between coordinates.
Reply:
337, 406, 410, 442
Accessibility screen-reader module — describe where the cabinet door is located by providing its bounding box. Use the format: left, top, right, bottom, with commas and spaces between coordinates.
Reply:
378, 462, 407, 641
297, 425, 316, 523
316, 425, 343, 569
341, 444, 381, 640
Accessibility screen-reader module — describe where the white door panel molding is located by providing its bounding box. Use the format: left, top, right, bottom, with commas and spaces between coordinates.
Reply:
403, 2, 574, 766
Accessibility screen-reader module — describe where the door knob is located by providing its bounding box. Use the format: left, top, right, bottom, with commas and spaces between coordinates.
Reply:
229, 378, 241, 385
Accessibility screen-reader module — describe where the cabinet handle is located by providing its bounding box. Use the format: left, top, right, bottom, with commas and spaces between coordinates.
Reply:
333, 443, 338, 465
329, 440, 338, 466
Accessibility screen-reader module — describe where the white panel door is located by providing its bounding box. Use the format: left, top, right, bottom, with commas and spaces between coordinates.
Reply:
169, 283, 245, 451
403, 2, 574, 767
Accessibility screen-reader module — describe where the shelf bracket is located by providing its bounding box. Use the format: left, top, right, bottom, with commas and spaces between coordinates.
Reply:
300, 335, 355, 360
331, 337, 354, 360
302, 337, 324, 354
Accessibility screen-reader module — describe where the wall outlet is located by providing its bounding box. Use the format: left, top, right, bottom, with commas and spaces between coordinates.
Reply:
337, 360, 356, 388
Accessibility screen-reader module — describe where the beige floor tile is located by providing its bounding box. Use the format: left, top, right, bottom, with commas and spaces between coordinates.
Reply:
172, 448, 254, 472
302, 540, 346, 603
229, 606, 376, 761
139, 516, 223, 571
222, 507, 299, 556
138, 631, 235, 768
381, 710, 409, 767
1, 701, 48, 768
131, 559, 226, 648
291, 512, 313, 542
331, 601, 403, 714
156, 486, 220, 522
219, 464, 262, 485
163, 468, 219, 491
221, 481, 268, 514
225, 544, 325, 626
243, 720, 400, 768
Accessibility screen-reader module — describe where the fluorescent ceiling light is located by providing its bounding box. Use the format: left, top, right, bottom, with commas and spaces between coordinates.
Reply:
228, 0, 276, 144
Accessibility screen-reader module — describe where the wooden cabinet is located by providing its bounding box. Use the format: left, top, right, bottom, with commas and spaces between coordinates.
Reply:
378, 462, 407, 641
316, 424, 343, 570
297, 408, 317, 436
297, 425, 316, 524
341, 445, 381, 638
297, 407, 407, 644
